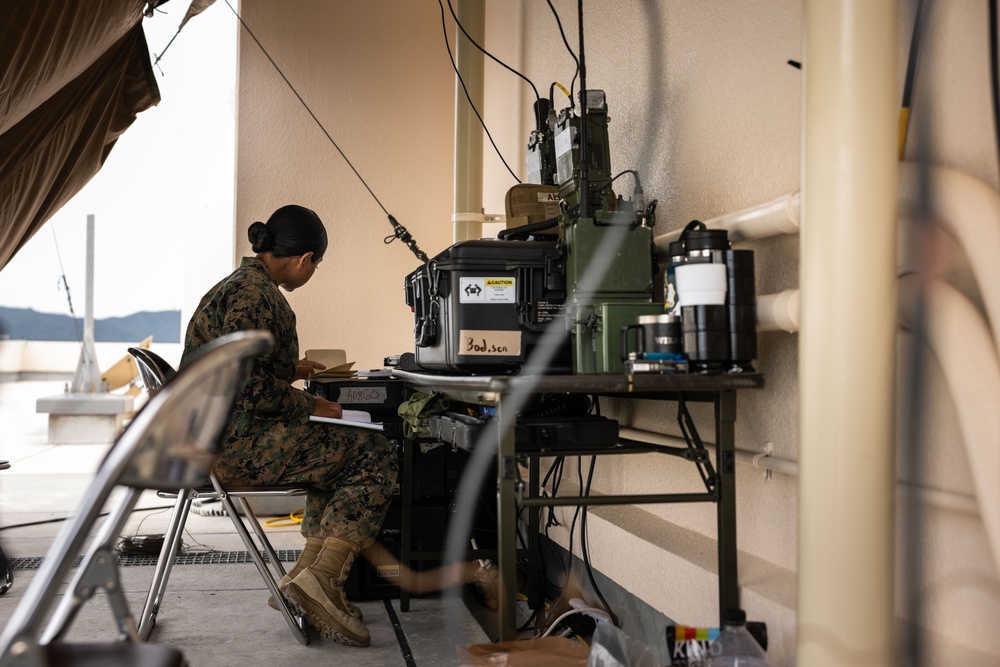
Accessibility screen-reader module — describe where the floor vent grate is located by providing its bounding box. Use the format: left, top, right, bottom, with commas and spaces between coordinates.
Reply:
8, 549, 301, 570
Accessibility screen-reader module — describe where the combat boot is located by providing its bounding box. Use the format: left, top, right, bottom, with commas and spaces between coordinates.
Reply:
268, 536, 362, 620
281, 536, 370, 646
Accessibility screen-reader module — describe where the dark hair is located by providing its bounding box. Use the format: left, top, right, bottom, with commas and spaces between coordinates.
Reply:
247, 205, 328, 260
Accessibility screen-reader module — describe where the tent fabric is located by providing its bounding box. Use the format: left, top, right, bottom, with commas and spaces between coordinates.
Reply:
0, 0, 164, 271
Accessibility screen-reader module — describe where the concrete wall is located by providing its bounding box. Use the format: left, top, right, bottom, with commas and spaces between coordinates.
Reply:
235, 1, 1000, 664
233, 0, 456, 370
0, 341, 182, 379
496, 1, 998, 665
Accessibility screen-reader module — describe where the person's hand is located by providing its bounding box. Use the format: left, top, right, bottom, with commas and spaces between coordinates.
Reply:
293, 358, 326, 382
312, 396, 343, 419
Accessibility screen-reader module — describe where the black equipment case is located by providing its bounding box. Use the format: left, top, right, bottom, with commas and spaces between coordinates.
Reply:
428, 411, 619, 453
404, 240, 572, 374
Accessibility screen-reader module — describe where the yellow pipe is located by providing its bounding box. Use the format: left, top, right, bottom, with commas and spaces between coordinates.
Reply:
452, 0, 485, 242
799, 1, 898, 665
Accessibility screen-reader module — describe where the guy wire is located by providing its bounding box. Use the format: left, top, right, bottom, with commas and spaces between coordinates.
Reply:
50, 225, 85, 347
221, 0, 427, 262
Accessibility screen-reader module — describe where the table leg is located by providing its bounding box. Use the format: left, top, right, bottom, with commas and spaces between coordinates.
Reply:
527, 457, 542, 614
400, 437, 413, 612
716, 390, 740, 621
496, 399, 518, 641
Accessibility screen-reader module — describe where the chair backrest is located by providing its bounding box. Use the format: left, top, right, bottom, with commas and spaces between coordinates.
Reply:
0, 330, 273, 664
127, 346, 176, 394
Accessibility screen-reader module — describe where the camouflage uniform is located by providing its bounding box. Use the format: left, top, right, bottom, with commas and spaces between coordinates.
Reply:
182, 257, 397, 547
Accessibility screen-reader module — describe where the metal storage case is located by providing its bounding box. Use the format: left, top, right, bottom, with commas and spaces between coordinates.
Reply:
404, 239, 572, 374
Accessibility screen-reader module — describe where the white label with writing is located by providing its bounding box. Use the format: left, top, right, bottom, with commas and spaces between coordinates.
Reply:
459, 277, 516, 303
459, 329, 521, 356
341, 386, 388, 404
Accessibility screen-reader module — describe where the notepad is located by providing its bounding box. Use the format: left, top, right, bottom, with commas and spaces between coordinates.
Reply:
305, 349, 357, 379
310, 409, 384, 431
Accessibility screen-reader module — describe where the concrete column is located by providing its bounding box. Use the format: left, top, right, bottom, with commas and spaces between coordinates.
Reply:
452, 0, 485, 242
71, 214, 101, 393
799, 1, 898, 665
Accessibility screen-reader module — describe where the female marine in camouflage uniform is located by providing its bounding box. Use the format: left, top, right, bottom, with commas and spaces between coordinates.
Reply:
182, 204, 396, 647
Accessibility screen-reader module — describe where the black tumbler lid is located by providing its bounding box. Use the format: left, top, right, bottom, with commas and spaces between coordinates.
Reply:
686, 228, 730, 252
669, 240, 686, 257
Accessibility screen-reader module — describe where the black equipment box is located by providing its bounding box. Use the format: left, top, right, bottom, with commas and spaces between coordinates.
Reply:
306, 376, 405, 439
428, 411, 619, 454
404, 240, 572, 374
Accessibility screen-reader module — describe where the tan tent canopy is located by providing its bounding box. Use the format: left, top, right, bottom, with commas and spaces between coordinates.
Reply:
0, 0, 167, 271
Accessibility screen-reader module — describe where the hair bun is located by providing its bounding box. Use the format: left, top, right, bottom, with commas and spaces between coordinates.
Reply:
247, 221, 273, 253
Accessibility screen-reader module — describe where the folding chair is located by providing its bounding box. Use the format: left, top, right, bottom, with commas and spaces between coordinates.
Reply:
127, 348, 310, 645
0, 330, 272, 667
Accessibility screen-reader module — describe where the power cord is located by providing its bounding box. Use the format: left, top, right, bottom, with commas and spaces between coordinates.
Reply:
115, 534, 168, 557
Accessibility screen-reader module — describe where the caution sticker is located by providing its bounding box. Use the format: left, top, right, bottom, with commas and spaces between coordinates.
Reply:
459, 277, 516, 303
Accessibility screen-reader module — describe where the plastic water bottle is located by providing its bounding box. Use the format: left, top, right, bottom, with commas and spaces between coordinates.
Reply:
708, 609, 770, 666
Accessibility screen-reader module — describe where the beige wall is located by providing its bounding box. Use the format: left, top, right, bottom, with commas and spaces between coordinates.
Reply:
234, 0, 455, 369
236, 1, 1000, 664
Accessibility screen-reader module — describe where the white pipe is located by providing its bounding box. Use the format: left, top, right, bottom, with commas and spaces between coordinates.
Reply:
618, 428, 978, 514
452, 0, 485, 243
799, 3, 898, 666
898, 163, 1000, 355
653, 190, 801, 255
898, 276, 1000, 578
755, 289, 800, 333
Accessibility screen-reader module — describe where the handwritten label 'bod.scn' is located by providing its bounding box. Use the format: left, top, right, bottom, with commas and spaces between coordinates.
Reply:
459, 329, 521, 356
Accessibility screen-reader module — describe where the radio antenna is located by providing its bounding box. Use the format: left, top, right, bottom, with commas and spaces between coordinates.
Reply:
576, 0, 590, 219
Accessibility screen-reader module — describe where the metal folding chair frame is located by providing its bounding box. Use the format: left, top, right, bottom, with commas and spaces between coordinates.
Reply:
0, 330, 272, 667
127, 346, 311, 645
136, 476, 310, 645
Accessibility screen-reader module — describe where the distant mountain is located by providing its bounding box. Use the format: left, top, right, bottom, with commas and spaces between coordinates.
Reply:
0, 307, 181, 343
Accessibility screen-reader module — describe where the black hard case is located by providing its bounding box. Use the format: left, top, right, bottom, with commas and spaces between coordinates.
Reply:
404, 240, 571, 374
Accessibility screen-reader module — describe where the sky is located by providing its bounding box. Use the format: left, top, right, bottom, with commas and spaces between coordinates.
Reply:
0, 2, 237, 320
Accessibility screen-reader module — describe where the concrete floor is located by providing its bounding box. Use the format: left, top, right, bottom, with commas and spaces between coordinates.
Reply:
0, 381, 491, 666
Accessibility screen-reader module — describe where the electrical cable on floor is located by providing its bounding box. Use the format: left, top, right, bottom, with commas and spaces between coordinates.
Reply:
116, 534, 167, 557
181, 529, 217, 555
263, 508, 304, 527
0, 505, 175, 532
436, 0, 521, 183
540, 606, 611, 638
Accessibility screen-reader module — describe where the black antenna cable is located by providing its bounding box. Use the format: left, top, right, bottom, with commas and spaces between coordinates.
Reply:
221, 0, 428, 262
546, 0, 580, 108
445, 0, 540, 105
990, 0, 1000, 173
437, 0, 521, 183
899, 0, 926, 159
577, 0, 589, 219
